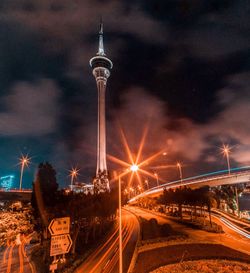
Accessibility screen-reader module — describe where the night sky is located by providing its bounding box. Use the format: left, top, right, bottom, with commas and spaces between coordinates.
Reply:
0, 0, 249, 189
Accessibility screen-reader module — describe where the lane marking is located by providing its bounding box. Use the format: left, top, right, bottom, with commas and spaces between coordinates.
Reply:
19, 244, 24, 273
21, 236, 35, 273
6, 243, 15, 273
220, 217, 250, 239
88, 224, 128, 273
103, 215, 136, 273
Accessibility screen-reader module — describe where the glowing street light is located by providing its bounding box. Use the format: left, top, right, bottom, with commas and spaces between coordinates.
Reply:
154, 172, 159, 186
221, 144, 231, 175
177, 162, 183, 185
130, 164, 139, 172
109, 126, 168, 273
19, 155, 30, 191
69, 168, 79, 191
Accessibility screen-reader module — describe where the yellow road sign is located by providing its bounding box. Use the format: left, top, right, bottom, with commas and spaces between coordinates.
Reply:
48, 217, 70, 235
50, 234, 72, 256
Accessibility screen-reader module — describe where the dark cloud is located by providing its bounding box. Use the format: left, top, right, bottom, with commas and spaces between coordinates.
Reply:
0, 1, 249, 186
0, 79, 61, 136
105, 72, 250, 179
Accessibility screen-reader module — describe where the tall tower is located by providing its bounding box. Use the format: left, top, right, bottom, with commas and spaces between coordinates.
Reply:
90, 22, 113, 192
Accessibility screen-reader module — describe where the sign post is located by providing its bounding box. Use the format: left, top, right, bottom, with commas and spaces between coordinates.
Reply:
48, 217, 72, 272
49, 263, 57, 273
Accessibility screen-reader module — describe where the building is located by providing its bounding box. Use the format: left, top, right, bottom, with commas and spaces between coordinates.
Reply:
66, 182, 94, 195
89, 22, 113, 192
0, 175, 15, 191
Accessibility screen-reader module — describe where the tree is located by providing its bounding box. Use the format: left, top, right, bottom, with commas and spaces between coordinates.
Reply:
175, 187, 185, 219
52, 189, 119, 255
35, 162, 58, 207
31, 162, 58, 244
158, 185, 218, 225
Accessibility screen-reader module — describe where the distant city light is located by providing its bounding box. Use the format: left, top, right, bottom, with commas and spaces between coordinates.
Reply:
0, 175, 15, 191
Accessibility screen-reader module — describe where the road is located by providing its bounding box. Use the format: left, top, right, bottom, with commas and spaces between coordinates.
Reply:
130, 169, 250, 201
127, 206, 250, 255
75, 208, 139, 273
0, 235, 34, 273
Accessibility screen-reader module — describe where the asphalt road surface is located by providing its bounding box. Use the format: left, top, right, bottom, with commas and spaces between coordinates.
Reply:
0, 236, 34, 273
127, 206, 250, 255
75, 208, 139, 273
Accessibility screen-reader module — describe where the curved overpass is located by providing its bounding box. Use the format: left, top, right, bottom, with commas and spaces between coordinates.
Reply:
129, 166, 250, 203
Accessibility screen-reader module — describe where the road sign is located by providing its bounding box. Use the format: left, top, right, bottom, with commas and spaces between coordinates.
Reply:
50, 234, 72, 256
49, 217, 70, 235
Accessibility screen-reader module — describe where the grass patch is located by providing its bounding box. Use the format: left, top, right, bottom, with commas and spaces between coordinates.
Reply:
168, 214, 223, 233
139, 217, 186, 241
134, 243, 250, 273
150, 259, 250, 273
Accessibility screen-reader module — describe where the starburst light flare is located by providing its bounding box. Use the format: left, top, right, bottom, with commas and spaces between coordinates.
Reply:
107, 126, 166, 189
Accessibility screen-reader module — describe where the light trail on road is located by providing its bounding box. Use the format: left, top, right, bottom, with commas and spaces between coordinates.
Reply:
87, 222, 132, 273
128, 206, 250, 255
75, 209, 139, 273
101, 214, 136, 273
0, 235, 34, 273
212, 209, 250, 229
19, 243, 24, 273
6, 243, 14, 273
214, 216, 250, 239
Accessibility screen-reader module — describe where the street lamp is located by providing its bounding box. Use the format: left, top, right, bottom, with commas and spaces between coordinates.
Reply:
69, 168, 79, 191
221, 144, 231, 175
145, 179, 149, 190
154, 172, 159, 186
118, 163, 138, 273
177, 162, 183, 185
19, 155, 30, 191
118, 175, 123, 273
221, 144, 239, 215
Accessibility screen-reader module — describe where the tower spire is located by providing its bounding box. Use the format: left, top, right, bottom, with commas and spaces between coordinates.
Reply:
97, 20, 105, 56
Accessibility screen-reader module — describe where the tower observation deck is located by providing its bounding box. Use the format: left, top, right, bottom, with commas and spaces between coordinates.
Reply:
90, 23, 113, 192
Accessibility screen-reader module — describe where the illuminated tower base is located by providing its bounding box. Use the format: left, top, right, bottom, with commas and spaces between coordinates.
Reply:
90, 23, 113, 192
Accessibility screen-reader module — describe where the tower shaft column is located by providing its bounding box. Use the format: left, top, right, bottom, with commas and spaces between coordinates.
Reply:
97, 79, 107, 173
